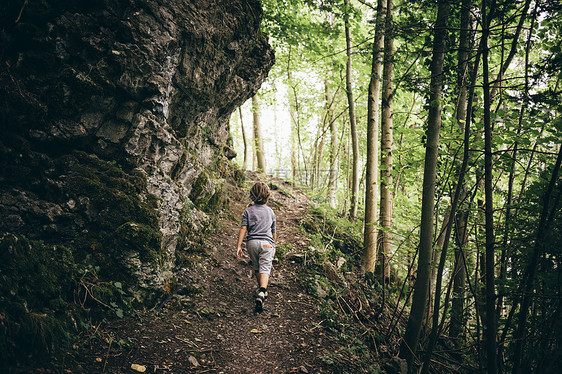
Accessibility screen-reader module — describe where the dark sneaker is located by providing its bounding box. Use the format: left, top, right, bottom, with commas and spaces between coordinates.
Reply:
255, 291, 266, 313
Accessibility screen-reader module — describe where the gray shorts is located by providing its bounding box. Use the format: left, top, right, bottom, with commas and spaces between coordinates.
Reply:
247, 239, 275, 274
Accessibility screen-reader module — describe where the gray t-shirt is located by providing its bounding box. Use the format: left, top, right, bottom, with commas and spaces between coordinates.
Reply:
241, 203, 276, 244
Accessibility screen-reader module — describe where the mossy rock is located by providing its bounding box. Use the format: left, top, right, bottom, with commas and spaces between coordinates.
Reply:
64, 151, 162, 281
189, 170, 226, 213
113, 222, 163, 264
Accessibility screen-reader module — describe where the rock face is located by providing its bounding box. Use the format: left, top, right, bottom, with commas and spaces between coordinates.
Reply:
0, 0, 274, 301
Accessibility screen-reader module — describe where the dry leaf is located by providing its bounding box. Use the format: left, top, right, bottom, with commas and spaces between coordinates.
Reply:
188, 356, 199, 367
95, 358, 102, 363
250, 329, 263, 334
131, 363, 146, 372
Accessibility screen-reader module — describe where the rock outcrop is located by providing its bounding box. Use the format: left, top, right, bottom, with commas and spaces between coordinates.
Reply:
0, 0, 274, 303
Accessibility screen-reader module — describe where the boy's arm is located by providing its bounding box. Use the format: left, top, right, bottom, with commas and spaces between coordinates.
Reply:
236, 226, 247, 259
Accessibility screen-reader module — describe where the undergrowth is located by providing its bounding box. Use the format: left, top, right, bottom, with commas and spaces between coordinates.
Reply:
295, 204, 404, 373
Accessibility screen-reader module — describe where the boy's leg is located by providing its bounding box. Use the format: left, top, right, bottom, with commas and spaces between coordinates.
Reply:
258, 273, 269, 289
255, 272, 269, 289
254, 241, 274, 313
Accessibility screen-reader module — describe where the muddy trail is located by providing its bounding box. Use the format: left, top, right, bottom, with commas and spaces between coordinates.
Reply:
74, 175, 342, 373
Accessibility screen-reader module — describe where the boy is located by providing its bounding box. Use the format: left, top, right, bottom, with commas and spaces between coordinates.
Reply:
236, 182, 276, 313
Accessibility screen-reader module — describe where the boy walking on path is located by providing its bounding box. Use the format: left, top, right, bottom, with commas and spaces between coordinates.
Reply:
236, 182, 276, 313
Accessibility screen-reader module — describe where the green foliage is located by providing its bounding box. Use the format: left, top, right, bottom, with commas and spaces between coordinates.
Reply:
76, 265, 135, 319
275, 241, 294, 258
261, 0, 339, 55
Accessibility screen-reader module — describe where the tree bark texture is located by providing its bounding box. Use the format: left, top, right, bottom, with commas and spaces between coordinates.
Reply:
362, 0, 386, 274
399, 0, 450, 367
239, 107, 248, 171
325, 79, 338, 209
450, 0, 472, 341
344, 0, 359, 220
482, 1, 497, 371
252, 95, 267, 173
379, 0, 394, 283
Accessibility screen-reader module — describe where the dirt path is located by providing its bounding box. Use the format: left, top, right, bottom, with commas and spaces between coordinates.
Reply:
77, 177, 336, 373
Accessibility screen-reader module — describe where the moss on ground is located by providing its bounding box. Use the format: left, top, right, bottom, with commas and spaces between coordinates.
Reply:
0, 234, 77, 369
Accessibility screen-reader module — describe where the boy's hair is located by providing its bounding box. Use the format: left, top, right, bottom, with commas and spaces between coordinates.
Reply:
250, 182, 270, 204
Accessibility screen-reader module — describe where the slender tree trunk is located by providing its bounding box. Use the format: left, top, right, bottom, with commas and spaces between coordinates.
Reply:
344, 0, 359, 219
450, 205, 469, 339
475, 197, 485, 371
379, 0, 394, 284
497, 4, 538, 339
344, 126, 351, 217
252, 95, 266, 173
422, 32, 479, 373
287, 49, 298, 183
316, 125, 326, 190
291, 81, 308, 185
239, 107, 248, 171
326, 79, 338, 209
310, 124, 322, 189
482, 1, 496, 371
399, 0, 450, 367
362, 0, 386, 274
428, 209, 450, 328
450, 0, 472, 341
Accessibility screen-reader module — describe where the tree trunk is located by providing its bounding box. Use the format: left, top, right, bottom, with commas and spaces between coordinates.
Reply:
252, 95, 266, 173
287, 50, 298, 183
344, 0, 359, 220
399, 0, 450, 367
422, 37, 478, 372
379, 0, 394, 284
450, 0, 472, 341
238, 106, 248, 171
450, 206, 469, 339
325, 79, 338, 209
481, 1, 496, 371
428, 208, 450, 328
362, 0, 386, 274
310, 122, 324, 189
497, 2, 538, 335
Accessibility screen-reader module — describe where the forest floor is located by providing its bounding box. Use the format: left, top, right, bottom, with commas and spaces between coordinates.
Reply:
70, 173, 345, 373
